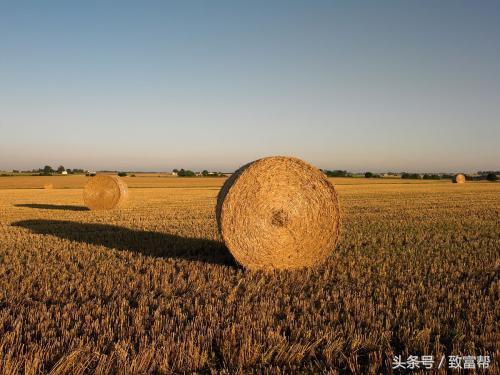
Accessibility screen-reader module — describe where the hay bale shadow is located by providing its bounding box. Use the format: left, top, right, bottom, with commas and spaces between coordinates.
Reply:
15, 204, 90, 211
13, 219, 236, 267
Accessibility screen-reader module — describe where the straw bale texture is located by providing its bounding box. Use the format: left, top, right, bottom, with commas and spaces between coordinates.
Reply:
452, 174, 466, 184
83, 175, 128, 210
216, 156, 340, 271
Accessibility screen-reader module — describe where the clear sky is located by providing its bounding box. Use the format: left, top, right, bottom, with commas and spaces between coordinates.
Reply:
1, 1, 499, 173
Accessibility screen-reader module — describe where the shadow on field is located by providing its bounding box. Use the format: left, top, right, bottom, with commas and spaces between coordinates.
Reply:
13, 219, 235, 266
15, 203, 89, 211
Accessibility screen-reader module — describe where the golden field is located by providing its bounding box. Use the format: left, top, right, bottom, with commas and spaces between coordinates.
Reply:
0, 177, 498, 373
0, 174, 451, 190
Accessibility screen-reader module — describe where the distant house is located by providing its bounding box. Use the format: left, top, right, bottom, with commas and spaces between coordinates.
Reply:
171, 172, 178, 176
61, 170, 68, 175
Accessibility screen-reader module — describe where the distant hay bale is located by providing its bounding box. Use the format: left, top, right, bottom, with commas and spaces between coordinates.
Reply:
83, 175, 128, 210
452, 174, 466, 184
216, 156, 340, 271
43, 183, 54, 189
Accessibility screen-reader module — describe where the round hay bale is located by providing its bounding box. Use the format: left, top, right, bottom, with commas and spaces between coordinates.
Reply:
83, 175, 128, 210
216, 156, 340, 271
452, 174, 466, 184
43, 183, 54, 189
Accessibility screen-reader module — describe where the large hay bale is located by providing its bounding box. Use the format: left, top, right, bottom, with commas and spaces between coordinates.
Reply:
452, 174, 466, 184
216, 156, 340, 271
83, 175, 128, 210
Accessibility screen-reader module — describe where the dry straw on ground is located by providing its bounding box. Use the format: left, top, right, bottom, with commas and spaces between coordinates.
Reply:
1, 178, 499, 373
216, 156, 340, 271
453, 174, 466, 184
43, 183, 54, 189
83, 175, 129, 210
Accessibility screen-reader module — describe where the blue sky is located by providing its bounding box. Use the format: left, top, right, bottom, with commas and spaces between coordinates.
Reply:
1, 1, 499, 172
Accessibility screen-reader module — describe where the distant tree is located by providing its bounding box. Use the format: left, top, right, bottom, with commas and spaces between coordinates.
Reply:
423, 174, 441, 180
43, 165, 54, 174
173, 169, 179, 173
478, 170, 500, 176
401, 172, 421, 179
323, 170, 350, 177
118, 172, 127, 177
12, 170, 19, 174
486, 173, 498, 182
177, 168, 195, 177
66, 169, 73, 174
202, 170, 209, 176
365, 172, 373, 178
57, 165, 65, 173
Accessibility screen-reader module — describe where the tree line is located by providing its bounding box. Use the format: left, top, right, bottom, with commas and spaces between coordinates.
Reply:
11, 166, 85, 176
321, 169, 497, 181
7, 167, 498, 182
173, 169, 224, 177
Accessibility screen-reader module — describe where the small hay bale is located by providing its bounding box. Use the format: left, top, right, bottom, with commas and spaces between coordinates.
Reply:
43, 183, 54, 189
452, 174, 466, 184
216, 156, 340, 271
83, 175, 128, 210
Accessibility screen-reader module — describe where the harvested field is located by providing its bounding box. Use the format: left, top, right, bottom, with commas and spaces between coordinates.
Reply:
0, 175, 460, 190
0, 177, 498, 373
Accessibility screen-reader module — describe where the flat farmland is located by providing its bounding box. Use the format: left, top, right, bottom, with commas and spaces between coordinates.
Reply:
0, 175, 226, 190
0, 175, 452, 190
0, 177, 498, 373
